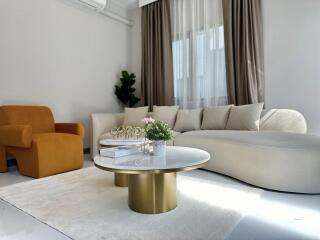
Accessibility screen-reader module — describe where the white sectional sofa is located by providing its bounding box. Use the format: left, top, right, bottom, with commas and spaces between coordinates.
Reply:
90, 109, 320, 193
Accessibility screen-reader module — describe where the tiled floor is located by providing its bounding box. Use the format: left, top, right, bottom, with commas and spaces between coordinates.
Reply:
1, 155, 320, 240
0, 169, 31, 188
227, 190, 320, 239
0, 200, 71, 240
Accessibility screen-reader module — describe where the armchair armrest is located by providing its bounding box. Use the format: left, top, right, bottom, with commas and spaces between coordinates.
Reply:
0, 125, 32, 148
55, 123, 85, 138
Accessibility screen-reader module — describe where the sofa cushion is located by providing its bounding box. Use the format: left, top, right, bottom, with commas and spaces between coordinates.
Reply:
153, 106, 179, 128
226, 103, 264, 131
174, 109, 202, 132
123, 107, 148, 127
201, 105, 232, 130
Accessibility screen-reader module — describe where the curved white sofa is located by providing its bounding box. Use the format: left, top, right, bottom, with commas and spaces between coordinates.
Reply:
90, 109, 320, 193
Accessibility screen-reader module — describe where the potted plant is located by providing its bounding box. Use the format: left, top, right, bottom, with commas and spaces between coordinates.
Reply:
143, 117, 173, 156
114, 70, 140, 107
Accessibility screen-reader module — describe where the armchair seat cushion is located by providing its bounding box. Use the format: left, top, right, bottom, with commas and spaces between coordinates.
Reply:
33, 133, 83, 153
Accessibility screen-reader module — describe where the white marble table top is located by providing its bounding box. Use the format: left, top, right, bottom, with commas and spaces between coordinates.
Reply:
94, 146, 210, 174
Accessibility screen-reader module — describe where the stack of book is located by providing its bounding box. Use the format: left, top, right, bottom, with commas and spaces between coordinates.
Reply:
100, 146, 140, 158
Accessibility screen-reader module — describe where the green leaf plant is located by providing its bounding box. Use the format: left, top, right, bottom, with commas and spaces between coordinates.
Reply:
143, 117, 173, 141
114, 70, 140, 107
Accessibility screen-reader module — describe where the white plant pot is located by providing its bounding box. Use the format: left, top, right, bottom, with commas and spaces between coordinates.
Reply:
152, 140, 166, 156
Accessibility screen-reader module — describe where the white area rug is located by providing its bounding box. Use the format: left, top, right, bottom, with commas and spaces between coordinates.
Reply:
0, 167, 263, 240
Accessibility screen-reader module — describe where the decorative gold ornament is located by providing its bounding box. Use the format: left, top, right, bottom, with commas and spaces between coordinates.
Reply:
110, 126, 145, 139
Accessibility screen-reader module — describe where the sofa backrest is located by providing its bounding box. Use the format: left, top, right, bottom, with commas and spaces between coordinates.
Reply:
0, 106, 55, 133
134, 109, 307, 133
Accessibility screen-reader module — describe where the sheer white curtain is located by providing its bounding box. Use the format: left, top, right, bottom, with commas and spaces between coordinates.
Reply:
171, 0, 227, 109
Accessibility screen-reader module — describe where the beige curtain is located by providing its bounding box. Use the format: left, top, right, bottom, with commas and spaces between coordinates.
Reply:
223, 0, 264, 105
141, 0, 174, 109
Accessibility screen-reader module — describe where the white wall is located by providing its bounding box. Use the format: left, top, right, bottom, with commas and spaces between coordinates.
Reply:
263, 0, 320, 135
0, 0, 141, 147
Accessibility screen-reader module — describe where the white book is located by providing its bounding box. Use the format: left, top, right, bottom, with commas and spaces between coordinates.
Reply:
100, 146, 140, 158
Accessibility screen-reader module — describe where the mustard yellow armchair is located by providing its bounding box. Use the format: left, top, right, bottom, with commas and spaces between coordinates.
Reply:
0, 106, 84, 178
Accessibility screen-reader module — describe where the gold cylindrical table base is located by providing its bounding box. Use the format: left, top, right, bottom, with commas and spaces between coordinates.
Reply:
128, 172, 177, 214
114, 173, 128, 187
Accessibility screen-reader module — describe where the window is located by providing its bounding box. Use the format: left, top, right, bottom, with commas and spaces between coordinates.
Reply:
171, 0, 227, 108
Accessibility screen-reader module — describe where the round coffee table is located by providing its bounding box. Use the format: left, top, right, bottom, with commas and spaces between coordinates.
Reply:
94, 146, 210, 214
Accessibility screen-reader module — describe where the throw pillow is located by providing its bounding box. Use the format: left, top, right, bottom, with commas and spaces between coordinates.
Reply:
201, 105, 233, 130
123, 106, 149, 127
174, 109, 203, 132
226, 103, 264, 131
153, 105, 179, 129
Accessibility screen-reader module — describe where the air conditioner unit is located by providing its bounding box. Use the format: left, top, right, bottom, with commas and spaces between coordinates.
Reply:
70, 0, 134, 26
139, 0, 158, 8
77, 0, 107, 12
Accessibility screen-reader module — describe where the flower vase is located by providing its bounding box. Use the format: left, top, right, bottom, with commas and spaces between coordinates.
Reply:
152, 140, 166, 156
